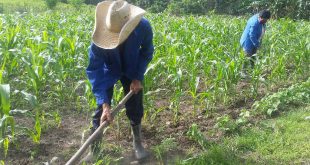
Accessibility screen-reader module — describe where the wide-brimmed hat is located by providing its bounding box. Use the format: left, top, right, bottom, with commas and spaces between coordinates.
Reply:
92, 0, 146, 49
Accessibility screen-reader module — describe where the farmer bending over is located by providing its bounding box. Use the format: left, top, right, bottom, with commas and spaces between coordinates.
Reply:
83, 0, 154, 162
240, 10, 271, 77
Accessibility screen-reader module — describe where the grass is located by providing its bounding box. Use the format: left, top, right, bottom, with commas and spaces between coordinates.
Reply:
181, 105, 310, 164
0, 0, 46, 13
231, 105, 310, 164
0, 0, 93, 13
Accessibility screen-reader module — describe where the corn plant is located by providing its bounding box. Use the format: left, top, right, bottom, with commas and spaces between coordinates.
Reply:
0, 61, 5, 84
188, 76, 200, 116
112, 84, 124, 140
20, 91, 41, 144
151, 137, 177, 162
186, 124, 209, 150
0, 84, 14, 157
170, 68, 183, 124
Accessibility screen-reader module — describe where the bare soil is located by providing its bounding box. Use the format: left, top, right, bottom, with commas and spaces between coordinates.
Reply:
1, 78, 301, 165
2, 111, 89, 164
2, 100, 220, 165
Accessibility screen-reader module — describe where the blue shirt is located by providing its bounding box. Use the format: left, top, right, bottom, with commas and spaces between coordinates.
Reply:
86, 18, 154, 105
240, 14, 266, 52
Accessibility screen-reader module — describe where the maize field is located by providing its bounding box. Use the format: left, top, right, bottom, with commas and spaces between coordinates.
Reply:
0, 6, 309, 164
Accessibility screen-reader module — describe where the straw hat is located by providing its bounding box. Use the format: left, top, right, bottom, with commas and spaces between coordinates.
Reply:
92, 0, 146, 49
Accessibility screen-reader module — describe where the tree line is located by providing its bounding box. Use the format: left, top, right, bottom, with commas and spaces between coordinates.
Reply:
57, 0, 310, 20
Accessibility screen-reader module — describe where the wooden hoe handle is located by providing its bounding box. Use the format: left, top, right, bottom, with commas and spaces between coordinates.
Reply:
66, 90, 134, 165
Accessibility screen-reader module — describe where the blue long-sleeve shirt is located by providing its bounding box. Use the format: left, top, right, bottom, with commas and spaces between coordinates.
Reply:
240, 14, 266, 52
86, 18, 154, 105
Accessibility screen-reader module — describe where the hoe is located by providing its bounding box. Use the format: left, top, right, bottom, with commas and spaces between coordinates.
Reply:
66, 90, 134, 165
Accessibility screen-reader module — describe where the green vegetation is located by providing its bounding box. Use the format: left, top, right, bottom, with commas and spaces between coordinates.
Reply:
0, 0, 309, 164
123, 0, 310, 20
253, 78, 310, 116
45, 0, 58, 9
0, 0, 90, 13
151, 137, 178, 162
232, 106, 310, 164
0, 85, 14, 158
1, 0, 309, 20
0, 0, 46, 13
180, 105, 310, 164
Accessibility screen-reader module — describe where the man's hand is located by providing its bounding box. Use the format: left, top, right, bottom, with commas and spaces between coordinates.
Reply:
100, 103, 112, 124
130, 79, 142, 94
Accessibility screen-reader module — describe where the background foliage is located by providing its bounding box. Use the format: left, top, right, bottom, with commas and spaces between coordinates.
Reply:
90, 0, 310, 20
0, 0, 308, 20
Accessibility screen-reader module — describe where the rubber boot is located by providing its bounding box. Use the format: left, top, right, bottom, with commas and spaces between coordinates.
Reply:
132, 124, 149, 160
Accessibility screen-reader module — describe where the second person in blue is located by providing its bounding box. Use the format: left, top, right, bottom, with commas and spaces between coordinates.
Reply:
240, 10, 271, 77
